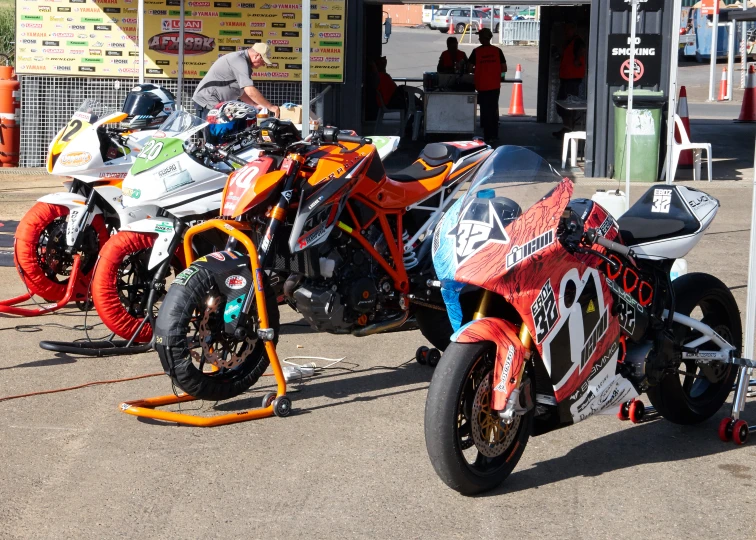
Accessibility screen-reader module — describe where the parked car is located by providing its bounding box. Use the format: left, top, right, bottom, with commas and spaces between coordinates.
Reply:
422, 5, 441, 27
436, 8, 498, 34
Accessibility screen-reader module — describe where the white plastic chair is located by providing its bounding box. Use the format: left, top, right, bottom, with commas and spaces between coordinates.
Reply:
660, 114, 712, 182
561, 131, 586, 169
375, 91, 407, 138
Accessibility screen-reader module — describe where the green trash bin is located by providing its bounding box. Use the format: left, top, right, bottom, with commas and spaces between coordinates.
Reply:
613, 90, 665, 182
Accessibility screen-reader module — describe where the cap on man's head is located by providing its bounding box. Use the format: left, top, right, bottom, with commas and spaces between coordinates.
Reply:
478, 28, 493, 40
251, 42, 273, 66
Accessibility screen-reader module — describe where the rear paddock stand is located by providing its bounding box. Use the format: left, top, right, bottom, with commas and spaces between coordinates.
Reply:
0, 255, 83, 316
719, 368, 756, 446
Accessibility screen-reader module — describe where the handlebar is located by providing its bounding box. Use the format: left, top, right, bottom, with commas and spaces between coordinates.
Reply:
594, 235, 632, 258
320, 126, 370, 146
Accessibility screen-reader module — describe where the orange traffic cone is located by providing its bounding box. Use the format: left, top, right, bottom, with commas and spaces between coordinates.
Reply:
508, 64, 525, 116
718, 67, 728, 101
447, 18, 454, 35
676, 86, 693, 167
737, 64, 756, 122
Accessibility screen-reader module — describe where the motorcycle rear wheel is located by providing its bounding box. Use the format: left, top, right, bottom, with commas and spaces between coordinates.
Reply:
647, 273, 742, 425
415, 306, 453, 351
155, 264, 279, 402
424, 341, 533, 495
14, 202, 108, 301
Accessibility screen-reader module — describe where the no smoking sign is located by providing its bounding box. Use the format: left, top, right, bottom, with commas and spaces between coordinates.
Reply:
607, 34, 661, 87
620, 58, 644, 82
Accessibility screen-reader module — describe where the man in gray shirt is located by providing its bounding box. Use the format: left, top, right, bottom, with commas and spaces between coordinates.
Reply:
192, 42, 280, 119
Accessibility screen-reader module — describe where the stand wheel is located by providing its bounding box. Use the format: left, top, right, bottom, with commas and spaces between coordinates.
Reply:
718, 417, 734, 442
617, 401, 631, 421
427, 348, 441, 368
628, 400, 645, 424
733, 419, 749, 445
261, 392, 276, 409
273, 396, 292, 417
416, 346, 429, 365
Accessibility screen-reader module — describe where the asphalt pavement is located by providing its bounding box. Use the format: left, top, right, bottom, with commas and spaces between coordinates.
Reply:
1, 173, 756, 539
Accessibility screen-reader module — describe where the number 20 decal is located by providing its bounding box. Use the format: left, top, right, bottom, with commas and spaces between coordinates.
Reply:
138, 140, 164, 161
231, 166, 260, 189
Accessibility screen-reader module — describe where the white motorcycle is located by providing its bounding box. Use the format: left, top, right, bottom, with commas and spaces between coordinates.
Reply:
14, 99, 155, 305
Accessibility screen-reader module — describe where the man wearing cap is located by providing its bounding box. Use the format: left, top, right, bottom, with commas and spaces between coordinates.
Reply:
192, 43, 280, 119
468, 28, 506, 144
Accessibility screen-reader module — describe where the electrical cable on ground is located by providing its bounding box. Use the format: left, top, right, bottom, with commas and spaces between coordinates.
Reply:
0, 372, 164, 403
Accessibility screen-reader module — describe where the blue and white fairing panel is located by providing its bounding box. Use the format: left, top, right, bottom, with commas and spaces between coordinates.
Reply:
432, 197, 465, 330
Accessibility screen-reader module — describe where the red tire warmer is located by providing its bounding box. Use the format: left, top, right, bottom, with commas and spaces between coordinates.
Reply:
14, 202, 108, 302
91, 232, 159, 343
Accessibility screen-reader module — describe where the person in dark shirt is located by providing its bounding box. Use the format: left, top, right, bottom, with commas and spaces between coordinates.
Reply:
437, 37, 468, 74
468, 28, 507, 143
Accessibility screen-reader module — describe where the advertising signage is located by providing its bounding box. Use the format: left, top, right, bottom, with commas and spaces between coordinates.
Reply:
16, 0, 346, 82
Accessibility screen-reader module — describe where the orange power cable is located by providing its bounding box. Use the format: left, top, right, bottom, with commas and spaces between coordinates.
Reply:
0, 372, 164, 403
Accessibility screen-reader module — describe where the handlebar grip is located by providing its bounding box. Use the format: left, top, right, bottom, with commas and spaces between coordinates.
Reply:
337, 134, 367, 145
595, 235, 631, 257
225, 153, 249, 167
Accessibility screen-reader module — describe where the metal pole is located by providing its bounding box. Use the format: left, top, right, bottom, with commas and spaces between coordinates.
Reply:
625, 0, 638, 196
469, 7, 473, 45
177, 0, 185, 110
727, 21, 735, 101
490, 5, 494, 32
138, 0, 144, 84
302, 0, 310, 137
666, 0, 683, 184
708, 11, 719, 101
731, 137, 756, 420
742, 2, 748, 89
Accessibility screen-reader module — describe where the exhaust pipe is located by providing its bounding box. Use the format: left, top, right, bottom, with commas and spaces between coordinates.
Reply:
352, 311, 410, 337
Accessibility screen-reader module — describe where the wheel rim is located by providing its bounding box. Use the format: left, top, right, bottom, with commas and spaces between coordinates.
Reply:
456, 351, 523, 476
117, 249, 155, 317
678, 297, 737, 409
186, 285, 259, 377
36, 217, 100, 284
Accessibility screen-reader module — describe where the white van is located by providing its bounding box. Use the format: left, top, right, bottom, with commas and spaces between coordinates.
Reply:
423, 5, 441, 27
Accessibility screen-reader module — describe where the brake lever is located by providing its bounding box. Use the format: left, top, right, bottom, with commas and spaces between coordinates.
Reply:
573, 245, 620, 273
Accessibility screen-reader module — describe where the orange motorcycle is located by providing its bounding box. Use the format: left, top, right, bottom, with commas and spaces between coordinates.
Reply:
153, 122, 492, 401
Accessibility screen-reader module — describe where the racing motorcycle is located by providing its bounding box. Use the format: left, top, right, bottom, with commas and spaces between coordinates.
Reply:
90, 107, 275, 343
152, 127, 492, 401
424, 146, 742, 495
14, 85, 174, 304
91, 109, 402, 344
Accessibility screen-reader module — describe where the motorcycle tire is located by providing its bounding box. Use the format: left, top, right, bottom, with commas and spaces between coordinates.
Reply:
14, 202, 108, 302
416, 306, 453, 352
424, 341, 533, 495
154, 264, 280, 402
646, 272, 742, 425
91, 232, 165, 343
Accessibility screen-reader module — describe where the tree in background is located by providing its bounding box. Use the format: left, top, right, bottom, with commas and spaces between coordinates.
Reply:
0, 2, 14, 66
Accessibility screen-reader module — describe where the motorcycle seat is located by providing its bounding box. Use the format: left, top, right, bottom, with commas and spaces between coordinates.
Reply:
389, 162, 448, 183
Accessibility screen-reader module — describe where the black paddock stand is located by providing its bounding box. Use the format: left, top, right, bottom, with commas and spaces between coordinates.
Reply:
39, 315, 154, 357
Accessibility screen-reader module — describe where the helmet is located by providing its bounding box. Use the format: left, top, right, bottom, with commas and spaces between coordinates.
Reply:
122, 84, 176, 130
204, 101, 256, 144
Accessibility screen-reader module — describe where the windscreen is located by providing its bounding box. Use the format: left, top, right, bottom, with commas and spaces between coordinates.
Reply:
156, 110, 206, 137
461, 145, 565, 213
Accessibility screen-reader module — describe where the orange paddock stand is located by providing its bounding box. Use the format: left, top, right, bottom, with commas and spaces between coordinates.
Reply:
0, 64, 20, 168
119, 219, 290, 426
0, 255, 82, 316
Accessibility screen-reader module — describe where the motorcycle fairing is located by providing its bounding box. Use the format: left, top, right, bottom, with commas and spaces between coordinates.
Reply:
441, 178, 631, 424
221, 156, 279, 217
452, 317, 526, 411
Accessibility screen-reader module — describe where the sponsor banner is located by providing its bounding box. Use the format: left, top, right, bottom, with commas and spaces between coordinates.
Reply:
144, 1, 345, 81
16, 0, 139, 75
18, 0, 345, 81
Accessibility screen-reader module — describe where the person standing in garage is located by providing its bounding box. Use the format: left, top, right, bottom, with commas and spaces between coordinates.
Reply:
437, 37, 468, 74
553, 22, 586, 138
468, 28, 506, 144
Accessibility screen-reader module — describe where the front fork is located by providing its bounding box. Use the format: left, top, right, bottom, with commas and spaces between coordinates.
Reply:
66, 187, 99, 254
234, 155, 303, 337
475, 289, 534, 420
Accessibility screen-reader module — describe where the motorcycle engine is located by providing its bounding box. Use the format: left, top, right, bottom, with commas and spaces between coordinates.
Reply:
287, 228, 395, 333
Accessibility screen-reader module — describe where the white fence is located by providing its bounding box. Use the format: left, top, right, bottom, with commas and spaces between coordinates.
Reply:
499, 21, 540, 46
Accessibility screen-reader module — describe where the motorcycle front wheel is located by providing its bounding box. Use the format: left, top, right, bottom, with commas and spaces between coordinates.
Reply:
154, 264, 280, 402
424, 341, 533, 495
92, 232, 181, 343
647, 272, 742, 425
14, 202, 108, 301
